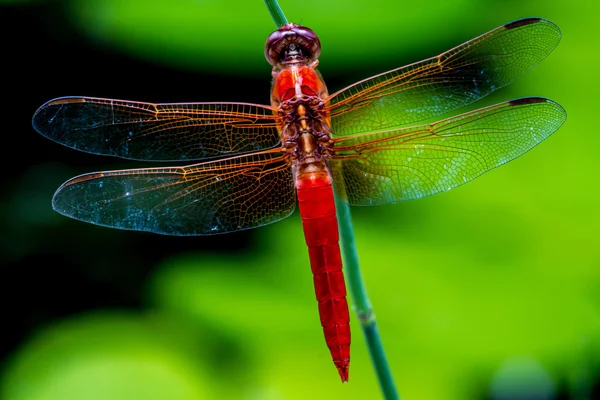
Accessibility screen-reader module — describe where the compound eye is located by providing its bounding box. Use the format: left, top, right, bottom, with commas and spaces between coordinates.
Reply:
264, 23, 321, 65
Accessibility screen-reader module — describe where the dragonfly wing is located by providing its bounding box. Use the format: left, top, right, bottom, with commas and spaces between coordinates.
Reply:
33, 96, 280, 161
330, 98, 566, 205
327, 18, 561, 136
52, 150, 295, 235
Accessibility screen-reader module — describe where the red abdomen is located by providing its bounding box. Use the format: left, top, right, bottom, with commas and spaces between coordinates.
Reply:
296, 170, 350, 382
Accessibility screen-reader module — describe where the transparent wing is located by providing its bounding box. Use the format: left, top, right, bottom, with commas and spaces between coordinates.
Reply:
52, 150, 295, 235
33, 96, 280, 161
330, 98, 566, 205
327, 18, 561, 136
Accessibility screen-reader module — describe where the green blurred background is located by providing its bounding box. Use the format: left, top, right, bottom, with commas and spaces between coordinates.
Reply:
1, 0, 598, 399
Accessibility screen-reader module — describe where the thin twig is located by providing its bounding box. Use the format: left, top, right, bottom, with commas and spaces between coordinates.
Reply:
264, 0, 288, 27
334, 191, 399, 399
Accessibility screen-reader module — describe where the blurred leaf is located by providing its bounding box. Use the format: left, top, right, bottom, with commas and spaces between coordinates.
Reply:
0, 311, 211, 400
489, 357, 556, 399
65, 0, 474, 76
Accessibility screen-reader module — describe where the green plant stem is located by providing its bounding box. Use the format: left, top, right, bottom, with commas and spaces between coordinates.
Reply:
264, 0, 288, 27
334, 191, 399, 400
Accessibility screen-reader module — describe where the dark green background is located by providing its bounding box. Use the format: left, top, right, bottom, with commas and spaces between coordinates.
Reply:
1, 0, 597, 399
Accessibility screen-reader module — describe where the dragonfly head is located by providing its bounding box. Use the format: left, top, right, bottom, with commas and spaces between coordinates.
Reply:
265, 23, 321, 66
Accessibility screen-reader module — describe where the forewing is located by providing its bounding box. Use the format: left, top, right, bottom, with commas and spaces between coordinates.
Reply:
33, 96, 280, 161
327, 18, 561, 136
52, 150, 295, 235
331, 98, 566, 205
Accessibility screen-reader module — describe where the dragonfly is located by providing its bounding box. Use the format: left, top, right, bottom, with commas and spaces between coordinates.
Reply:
33, 18, 565, 382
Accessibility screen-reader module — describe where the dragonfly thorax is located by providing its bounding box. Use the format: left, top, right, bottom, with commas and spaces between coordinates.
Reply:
271, 57, 333, 165
280, 100, 333, 166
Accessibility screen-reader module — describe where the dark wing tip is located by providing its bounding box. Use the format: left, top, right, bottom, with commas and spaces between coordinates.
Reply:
51, 172, 107, 215
504, 17, 543, 30
47, 97, 87, 106
32, 96, 87, 135
508, 97, 549, 106
503, 17, 561, 39
64, 172, 106, 186
508, 97, 567, 126
32, 100, 54, 136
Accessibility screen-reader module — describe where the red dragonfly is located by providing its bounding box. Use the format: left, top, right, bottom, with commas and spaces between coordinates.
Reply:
33, 18, 565, 382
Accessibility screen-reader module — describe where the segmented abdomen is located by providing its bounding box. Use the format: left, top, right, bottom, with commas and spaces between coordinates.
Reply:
296, 169, 351, 382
